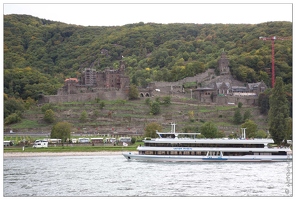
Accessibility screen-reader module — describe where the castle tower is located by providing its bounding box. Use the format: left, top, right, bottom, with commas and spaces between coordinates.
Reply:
218, 51, 230, 75
83, 67, 96, 86
119, 60, 126, 73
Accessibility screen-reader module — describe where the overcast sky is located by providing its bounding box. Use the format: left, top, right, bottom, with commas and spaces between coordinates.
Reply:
2, 1, 293, 26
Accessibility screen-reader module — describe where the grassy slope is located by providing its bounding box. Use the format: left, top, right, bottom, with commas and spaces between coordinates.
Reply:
4, 97, 268, 152
5, 97, 268, 136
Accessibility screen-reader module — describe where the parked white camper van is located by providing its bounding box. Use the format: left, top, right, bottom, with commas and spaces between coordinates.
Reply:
71, 138, 77, 143
33, 140, 48, 148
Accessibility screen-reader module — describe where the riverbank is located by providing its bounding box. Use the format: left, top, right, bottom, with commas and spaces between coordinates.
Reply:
3, 151, 137, 157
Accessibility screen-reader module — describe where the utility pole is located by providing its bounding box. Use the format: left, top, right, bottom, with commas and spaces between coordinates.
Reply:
259, 36, 289, 88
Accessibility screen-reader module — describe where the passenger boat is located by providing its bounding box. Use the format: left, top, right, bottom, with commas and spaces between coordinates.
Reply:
122, 123, 292, 162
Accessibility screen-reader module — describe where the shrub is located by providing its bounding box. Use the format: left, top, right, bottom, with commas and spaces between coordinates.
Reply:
200, 121, 219, 138
44, 109, 55, 123
200, 119, 206, 123
128, 84, 139, 100
41, 103, 54, 113
243, 109, 252, 122
238, 102, 243, 108
255, 129, 268, 138
188, 111, 195, 122
145, 98, 151, 105
116, 99, 126, 105
233, 108, 242, 125
144, 122, 162, 138
99, 101, 105, 109
162, 96, 171, 105
131, 137, 136, 144
4, 113, 21, 125
94, 110, 99, 117
150, 101, 160, 115
80, 110, 88, 122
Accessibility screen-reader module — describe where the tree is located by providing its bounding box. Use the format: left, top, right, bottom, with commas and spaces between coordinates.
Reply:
3, 16, 292, 104
162, 96, 171, 105
44, 109, 55, 123
41, 103, 54, 113
243, 109, 251, 122
183, 125, 199, 133
238, 102, 243, 108
150, 101, 160, 115
4, 96, 25, 119
80, 110, 88, 122
51, 121, 72, 146
285, 117, 292, 142
182, 51, 190, 61
144, 122, 162, 138
255, 130, 268, 138
233, 108, 242, 125
258, 91, 270, 115
128, 84, 139, 100
233, 65, 257, 83
241, 120, 258, 138
4, 113, 22, 125
200, 121, 219, 138
25, 97, 35, 109
268, 77, 289, 145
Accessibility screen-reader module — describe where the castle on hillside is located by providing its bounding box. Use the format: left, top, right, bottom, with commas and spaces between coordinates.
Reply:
151, 51, 267, 106
38, 61, 130, 104
218, 51, 230, 75
192, 51, 267, 105
57, 60, 130, 96
41, 52, 267, 105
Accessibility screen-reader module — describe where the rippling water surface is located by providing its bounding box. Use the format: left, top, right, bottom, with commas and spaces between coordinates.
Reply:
3, 155, 292, 197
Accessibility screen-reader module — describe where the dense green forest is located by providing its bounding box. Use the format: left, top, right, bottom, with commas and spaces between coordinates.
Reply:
4, 14, 292, 101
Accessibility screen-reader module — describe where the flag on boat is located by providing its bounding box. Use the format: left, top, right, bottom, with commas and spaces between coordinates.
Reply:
123, 142, 128, 146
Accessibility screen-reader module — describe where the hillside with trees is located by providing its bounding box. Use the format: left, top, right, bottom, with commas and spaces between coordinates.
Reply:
3, 15, 292, 142
4, 14, 292, 99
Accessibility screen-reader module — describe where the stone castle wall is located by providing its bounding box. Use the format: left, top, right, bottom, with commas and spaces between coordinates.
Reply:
41, 89, 128, 104
216, 96, 259, 106
153, 69, 215, 88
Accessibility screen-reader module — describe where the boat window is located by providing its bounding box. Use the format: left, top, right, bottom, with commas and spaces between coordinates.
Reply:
144, 142, 265, 148
263, 153, 271, 155
272, 151, 287, 155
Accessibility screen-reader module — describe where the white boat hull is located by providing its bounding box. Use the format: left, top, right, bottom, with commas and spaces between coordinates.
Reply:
122, 152, 292, 162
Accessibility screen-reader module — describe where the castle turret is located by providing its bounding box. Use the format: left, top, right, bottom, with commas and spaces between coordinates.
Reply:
218, 52, 230, 75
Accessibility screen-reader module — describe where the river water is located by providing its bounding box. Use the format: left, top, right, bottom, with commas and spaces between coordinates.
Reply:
3, 154, 293, 197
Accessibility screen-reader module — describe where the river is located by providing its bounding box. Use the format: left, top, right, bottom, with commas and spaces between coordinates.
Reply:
3, 154, 292, 197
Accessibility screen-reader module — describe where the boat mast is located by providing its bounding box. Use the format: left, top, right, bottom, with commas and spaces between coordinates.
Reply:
171, 123, 178, 138
171, 123, 176, 133
241, 128, 247, 139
